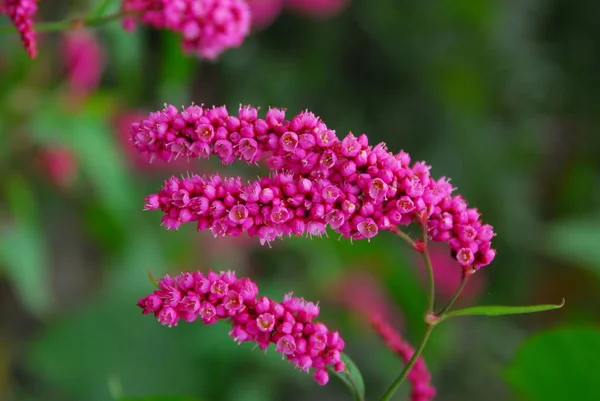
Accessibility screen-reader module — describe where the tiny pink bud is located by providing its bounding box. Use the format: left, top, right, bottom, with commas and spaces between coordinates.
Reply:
357, 218, 378, 239
257, 313, 275, 332
456, 248, 475, 266
276, 335, 297, 355
313, 369, 329, 386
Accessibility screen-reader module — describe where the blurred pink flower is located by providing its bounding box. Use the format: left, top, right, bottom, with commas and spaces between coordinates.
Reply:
414, 243, 487, 305
285, 0, 349, 19
246, 0, 283, 30
62, 29, 104, 99
331, 271, 404, 330
38, 146, 78, 189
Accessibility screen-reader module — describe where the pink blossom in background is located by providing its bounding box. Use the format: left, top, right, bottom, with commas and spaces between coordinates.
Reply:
332, 271, 404, 330
131, 104, 497, 270
3, 0, 38, 58
246, 0, 283, 30
38, 146, 78, 189
414, 243, 486, 305
122, 0, 251, 59
138, 270, 346, 385
285, 0, 349, 19
62, 29, 104, 99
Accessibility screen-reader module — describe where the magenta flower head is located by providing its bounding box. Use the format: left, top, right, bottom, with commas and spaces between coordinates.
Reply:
138, 270, 346, 385
122, 0, 251, 59
130, 103, 497, 271
3, 0, 38, 58
62, 29, 104, 99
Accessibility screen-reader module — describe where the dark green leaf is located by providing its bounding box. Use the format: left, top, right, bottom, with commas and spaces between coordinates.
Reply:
0, 176, 50, 316
505, 327, 600, 401
330, 353, 366, 401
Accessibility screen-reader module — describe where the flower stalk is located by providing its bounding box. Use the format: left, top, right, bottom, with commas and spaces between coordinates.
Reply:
379, 223, 471, 401
0, 9, 136, 34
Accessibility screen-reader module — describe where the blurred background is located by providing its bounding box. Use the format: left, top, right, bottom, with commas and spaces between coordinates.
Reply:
1, 0, 600, 400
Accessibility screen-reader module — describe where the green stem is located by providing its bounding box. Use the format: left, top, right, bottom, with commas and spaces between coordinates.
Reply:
0, 9, 137, 34
390, 226, 416, 248
379, 324, 435, 401
437, 270, 470, 316
419, 223, 435, 314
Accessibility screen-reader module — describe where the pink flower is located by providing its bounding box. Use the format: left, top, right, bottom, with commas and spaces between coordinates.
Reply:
4, 0, 38, 58
62, 29, 104, 99
138, 270, 346, 385
285, 0, 349, 19
246, 0, 283, 30
130, 103, 497, 270
331, 271, 404, 330
38, 146, 78, 189
122, 0, 251, 59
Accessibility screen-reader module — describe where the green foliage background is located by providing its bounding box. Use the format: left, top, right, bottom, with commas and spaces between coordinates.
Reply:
1, 0, 599, 400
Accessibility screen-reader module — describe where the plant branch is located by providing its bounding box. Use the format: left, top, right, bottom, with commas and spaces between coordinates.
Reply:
0, 9, 138, 34
419, 222, 435, 314
390, 226, 416, 248
437, 269, 471, 316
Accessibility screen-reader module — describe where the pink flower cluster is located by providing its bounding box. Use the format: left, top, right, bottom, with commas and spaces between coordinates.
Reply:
371, 314, 436, 401
131, 104, 496, 270
121, 0, 251, 59
137, 270, 346, 385
3, 0, 38, 58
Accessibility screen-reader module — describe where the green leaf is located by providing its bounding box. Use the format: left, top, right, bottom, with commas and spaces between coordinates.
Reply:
88, 0, 115, 19
31, 97, 136, 223
440, 300, 564, 322
505, 327, 600, 401
330, 353, 365, 401
546, 217, 600, 277
0, 176, 50, 316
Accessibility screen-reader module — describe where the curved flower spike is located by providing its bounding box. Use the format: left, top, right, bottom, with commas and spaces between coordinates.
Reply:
137, 270, 346, 385
132, 103, 497, 270
4, 0, 38, 58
